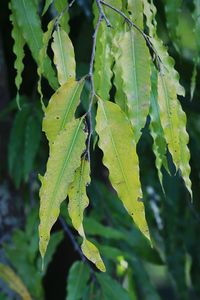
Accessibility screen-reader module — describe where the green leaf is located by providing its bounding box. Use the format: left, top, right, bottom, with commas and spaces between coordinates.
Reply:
193, 0, 200, 52
127, 0, 144, 28
9, 3, 25, 105
0, 264, 32, 300
68, 159, 90, 232
52, 27, 76, 85
42, 0, 53, 15
149, 68, 168, 186
96, 99, 149, 238
11, 0, 58, 90
66, 261, 90, 300
117, 29, 151, 143
54, 0, 70, 33
81, 239, 106, 272
24, 115, 41, 181
38, 19, 56, 101
157, 73, 192, 196
43, 79, 85, 143
96, 273, 130, 300
163, 0, 182, 52
39, 118, 86, 258
8, 104, 30, 187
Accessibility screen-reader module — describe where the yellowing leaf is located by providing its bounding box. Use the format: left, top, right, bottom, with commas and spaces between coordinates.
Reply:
39, 118, 86, 258
0, 263, 32, 300
96, 99, 149, 238
158, 74, 192, 196
43, 79, 85, 143
52, 27, 76, 85
68, 159, 90, 232
81, 239, 106, 272
118, 29, 151, 143
68, 160, 105, 272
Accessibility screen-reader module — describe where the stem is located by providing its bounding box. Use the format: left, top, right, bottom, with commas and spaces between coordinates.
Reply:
86, 3, 110, 163
100, 0, 162, 70
59, 217, 95, 275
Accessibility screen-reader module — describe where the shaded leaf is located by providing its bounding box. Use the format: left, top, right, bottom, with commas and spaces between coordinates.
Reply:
54, 0, 70, 33
0, 264, 32, 300
66, 261, 90, 300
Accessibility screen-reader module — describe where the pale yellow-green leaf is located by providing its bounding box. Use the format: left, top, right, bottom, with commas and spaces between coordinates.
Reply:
158, 74, 192, 196
118, 29, 151, 143
127, 0, 143, 28
0, 263, 32, 300
142, 0, 185, 96
68, 159, 90, 232
43, 79, 85, 143
52, 27, 76, 85
96, 98, 149, 237
81, 239, 106, 272
39, 118, 86, 258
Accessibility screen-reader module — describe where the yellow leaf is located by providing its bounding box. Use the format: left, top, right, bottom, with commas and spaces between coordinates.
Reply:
96, 98, 149, 238
0, 263, 32, 300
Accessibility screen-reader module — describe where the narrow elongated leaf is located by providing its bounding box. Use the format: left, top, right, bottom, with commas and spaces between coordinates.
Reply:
38, 19, 55, 100
11, 0, 58, 90
39, 118, 86, 258
193, 0, 200, 52
24, 115, 41, 180
96, 99, 149, 237
54, 0, 70, 34
118, 29, 151, 143
42, 0, 53, 15
158, 74, 192, 196
96, 273, 130, 300
68, 159, 90, 232
52, 27, 76, 85
66, 261, 90, 300
142, 0, 185, 96
0, 264, 32, 300
43, 79, 84, 143
163, 0, 182, 51
127, 0, 143, 28
68, 160, 105, 272
9, 3, 25, 103
81, 239, 106, 272
149, 69, 168, 186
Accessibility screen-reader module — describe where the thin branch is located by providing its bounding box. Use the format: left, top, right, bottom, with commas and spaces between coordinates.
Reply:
96, 0, 111, 27
69, 0, 76, 8
59, 217, 95, 275
100, 0, 162, 70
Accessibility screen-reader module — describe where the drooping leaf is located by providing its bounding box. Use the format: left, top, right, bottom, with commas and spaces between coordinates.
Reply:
38, 19, 55, 101
9, 3, 25, 107
11, 0, 58, 90
39, 118, 86, 258
96, 98, 149, 237
81, 239, 106, 272
52, 27, 76, 85
96, 273, 130, 300
43, 79, 85, 143
142, 0, 185, 96
66, 261, 90, 300
54, 0, 70, 34
24, 115, 41, 181
0, 264, 32, 300
190, 60, 198, 101
149, 68, 168, 186
127, 0, 144, 28
117, 29, 151, 143
42, 0, 53, 15
163, 0, 182, 52
193, 0, 200, 52
8, 104, 30, 187
68, 159, 90, 232
157, 73, 192, 196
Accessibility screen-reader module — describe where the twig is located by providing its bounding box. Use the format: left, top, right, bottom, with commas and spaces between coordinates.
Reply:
59, 217, 96, 275
100, 0, 162, 70
69, 0, 76, 8
86, 4, 110, 162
